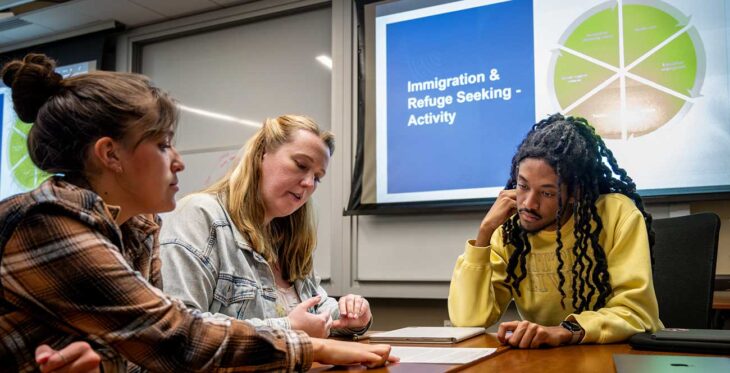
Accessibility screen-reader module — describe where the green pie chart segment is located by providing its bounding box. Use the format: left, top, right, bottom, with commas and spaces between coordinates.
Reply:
8, 118, 49, 189
552, 1, 703, 139
563, 6, 619, 67
630, 32, 697, 97
623, 4, 688, 66
554, 51, 616, 110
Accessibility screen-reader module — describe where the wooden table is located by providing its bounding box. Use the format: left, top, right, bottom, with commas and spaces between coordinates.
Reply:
715, 291, 730, 310
311, 333, 728, 372
310, 290, 730, 371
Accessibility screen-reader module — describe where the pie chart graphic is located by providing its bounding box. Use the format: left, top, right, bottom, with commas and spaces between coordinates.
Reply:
8, 118, 49, 189
549, 0, 704, 139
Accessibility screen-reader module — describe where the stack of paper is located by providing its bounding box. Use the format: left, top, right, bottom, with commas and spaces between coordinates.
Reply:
369, 326, 486, 344
390, 346, 497, 364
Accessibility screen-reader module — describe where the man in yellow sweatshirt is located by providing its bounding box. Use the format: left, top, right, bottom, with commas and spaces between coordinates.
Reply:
448, 114, 662, 348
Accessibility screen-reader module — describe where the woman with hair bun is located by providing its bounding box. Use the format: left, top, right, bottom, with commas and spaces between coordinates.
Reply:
0, 53, 396, 372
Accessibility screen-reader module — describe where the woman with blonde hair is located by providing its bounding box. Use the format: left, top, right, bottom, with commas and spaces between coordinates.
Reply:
160, 115, 373, 338
0, 53, 394, 372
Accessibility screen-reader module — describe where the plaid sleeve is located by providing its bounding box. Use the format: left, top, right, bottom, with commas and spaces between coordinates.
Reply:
148, 226, 164, 290
2, 212, 312, 372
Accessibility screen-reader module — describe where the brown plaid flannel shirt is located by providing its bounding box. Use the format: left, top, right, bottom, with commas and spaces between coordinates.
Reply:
0, 178, 312, 372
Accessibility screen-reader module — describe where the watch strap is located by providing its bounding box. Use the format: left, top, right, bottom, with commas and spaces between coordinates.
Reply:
560, 321, 583, 345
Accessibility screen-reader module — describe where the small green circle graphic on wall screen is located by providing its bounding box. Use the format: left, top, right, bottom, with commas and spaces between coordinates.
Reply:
8, 118, 50, 189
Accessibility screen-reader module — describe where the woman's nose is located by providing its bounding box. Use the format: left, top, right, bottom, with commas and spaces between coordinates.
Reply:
172, 147, 185, 172
301, 174, 315, 188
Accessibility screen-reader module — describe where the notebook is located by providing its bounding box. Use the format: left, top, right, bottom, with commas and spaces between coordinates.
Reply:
652, 328, 730, 343
613, 354, 730, 373
369, 327, 485, 344
388, 346, 496, 364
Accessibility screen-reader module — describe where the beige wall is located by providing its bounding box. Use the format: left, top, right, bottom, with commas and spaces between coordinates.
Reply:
368, 299, 449, 331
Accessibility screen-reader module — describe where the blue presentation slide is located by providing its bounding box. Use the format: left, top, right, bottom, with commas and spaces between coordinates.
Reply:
376, 0, 535, 203
374, 0, 730, 205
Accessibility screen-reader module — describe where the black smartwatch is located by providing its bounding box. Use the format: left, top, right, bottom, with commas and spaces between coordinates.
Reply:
560, 320, 584, 345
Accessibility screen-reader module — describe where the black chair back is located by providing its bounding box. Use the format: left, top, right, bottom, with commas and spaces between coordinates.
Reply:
652, 212, 720, 329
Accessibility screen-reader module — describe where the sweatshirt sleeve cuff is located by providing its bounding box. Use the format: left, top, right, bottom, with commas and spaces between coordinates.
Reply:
569, 314, 596, 344
463, 240, 492, 265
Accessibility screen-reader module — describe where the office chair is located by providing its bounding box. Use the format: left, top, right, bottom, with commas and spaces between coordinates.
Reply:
651, 212, 721, 329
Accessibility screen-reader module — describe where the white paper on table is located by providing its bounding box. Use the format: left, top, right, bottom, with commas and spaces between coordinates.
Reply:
389, 346, 497, 364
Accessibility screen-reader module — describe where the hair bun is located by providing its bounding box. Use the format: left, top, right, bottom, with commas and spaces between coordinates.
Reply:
1, 53, 63, 123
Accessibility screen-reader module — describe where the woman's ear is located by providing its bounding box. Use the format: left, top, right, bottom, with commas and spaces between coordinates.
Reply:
92, 137, 123, 173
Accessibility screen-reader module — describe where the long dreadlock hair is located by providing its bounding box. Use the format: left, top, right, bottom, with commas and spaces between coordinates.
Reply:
502, 114, 654, 313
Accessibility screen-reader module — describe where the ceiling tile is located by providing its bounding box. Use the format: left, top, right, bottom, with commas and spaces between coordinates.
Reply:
20, 0, 166, 31
129, 0, 222, 18
63, 0, 164, 27
20, 5, 98, 31
83, 0, 165, 27
0, 23, 52, 42
0, 0, 262, 49
0, 33, 14, 46
210, 0, 260, 6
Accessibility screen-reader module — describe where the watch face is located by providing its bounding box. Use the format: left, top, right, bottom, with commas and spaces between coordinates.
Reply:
561, 321, 582, 332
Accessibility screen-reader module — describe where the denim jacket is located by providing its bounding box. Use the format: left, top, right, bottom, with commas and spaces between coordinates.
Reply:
159, 193, 369, 336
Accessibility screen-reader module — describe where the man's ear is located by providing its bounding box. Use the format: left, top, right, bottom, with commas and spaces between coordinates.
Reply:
92, 137, 123, 173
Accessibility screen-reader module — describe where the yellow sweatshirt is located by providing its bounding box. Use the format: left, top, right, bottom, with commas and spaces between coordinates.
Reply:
448, 193, 662, 344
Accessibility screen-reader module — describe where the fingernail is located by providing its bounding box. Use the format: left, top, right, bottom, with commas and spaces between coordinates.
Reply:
36, 353, 49, 364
